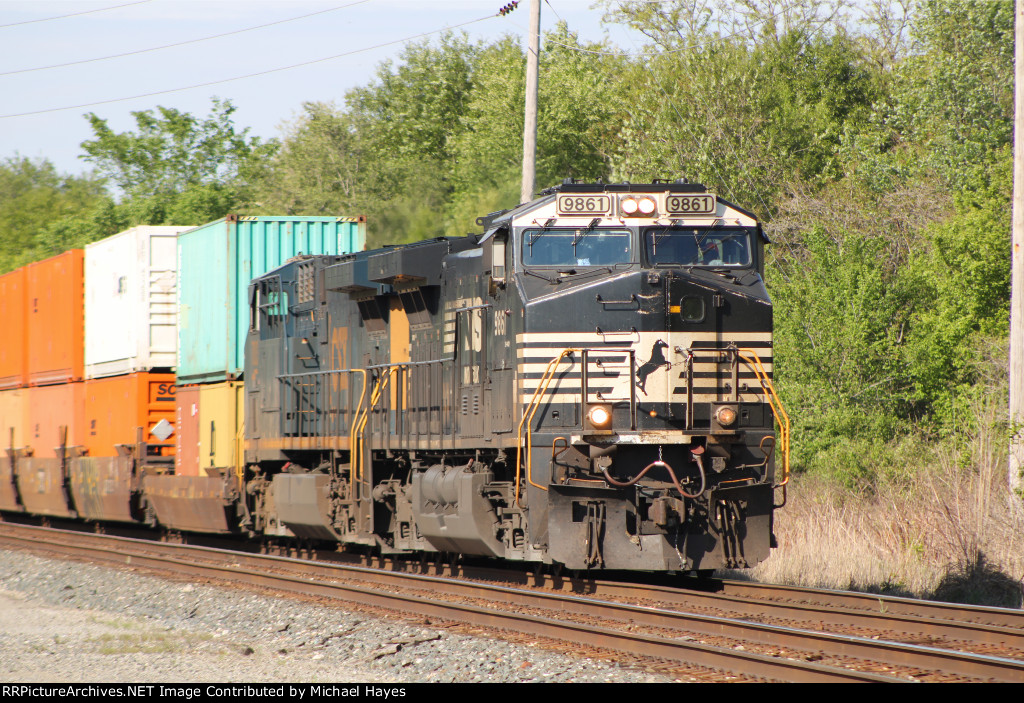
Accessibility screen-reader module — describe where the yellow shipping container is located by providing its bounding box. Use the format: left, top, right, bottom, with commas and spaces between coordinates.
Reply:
198, 381, 244, 477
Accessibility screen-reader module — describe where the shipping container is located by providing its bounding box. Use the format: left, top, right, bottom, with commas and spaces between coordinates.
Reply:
26, 250, 85, 386
0, 268, 28, 389
199, 381, 244, 476
0, 387, 25, 451
85, 225, 190, 379
0, 388, 26, 512
177, 215, 365, 384
18, 383, 84, 518
82, 373, 176, 458
26, 382, 84, 458
175, 384, 200, 477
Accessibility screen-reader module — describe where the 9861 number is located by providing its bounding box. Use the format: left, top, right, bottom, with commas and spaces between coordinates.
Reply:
557, 195, 611, 215
665, 194, 716, 215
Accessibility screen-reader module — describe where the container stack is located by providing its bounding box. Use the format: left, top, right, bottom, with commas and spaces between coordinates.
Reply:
0, 214, 365, 524
0, 251, 87, 480
0, 250, 89, 516
174, 215, 366, 477
0, 268, 27, 466
83, 226, 189, 462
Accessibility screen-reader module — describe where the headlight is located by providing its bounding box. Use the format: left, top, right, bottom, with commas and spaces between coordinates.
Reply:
586, 404, 613, 431
715, 406, 737, 427
619, 196, 657, 217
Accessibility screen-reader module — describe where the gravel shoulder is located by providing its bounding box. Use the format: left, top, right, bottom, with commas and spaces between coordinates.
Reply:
0, 549, 679, 684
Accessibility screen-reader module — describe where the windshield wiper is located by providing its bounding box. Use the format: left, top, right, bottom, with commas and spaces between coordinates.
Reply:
572, 218, 602, 247
556, 266, 612, 283
524, 268, 557, 283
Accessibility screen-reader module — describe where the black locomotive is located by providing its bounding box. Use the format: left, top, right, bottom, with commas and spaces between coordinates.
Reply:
240, 181, 789, 573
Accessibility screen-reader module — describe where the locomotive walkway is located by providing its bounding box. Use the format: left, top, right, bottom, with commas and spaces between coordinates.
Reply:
1, 521, 1022, 683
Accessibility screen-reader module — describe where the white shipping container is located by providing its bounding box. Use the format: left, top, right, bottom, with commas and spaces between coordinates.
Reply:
85, 225, 190, 379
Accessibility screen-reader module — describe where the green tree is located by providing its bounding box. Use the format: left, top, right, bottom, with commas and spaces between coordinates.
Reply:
80, 98, 277, 226
0, 156, 108, 271
860, 0, 1014, 190
249, 102, 364, 216
449, 24, 625, 234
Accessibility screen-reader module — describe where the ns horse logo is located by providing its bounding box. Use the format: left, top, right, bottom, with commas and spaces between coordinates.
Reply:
635, 339, 671, 395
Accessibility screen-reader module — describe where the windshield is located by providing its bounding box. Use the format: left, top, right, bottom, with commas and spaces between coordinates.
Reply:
644, 227, 753, 267
522, 228, 632, 267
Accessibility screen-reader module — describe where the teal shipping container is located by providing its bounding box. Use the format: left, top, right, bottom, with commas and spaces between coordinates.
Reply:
177, 214, 366, 385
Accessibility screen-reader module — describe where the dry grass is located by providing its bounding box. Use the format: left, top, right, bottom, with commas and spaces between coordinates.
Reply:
748, 399, 1024, 607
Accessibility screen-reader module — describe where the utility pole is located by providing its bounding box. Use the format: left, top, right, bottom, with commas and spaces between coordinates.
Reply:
1011, 0, 1024, 497
520, 0, 540, 204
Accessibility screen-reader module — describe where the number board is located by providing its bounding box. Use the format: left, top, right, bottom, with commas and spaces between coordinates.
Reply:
556, 194, 612, 216
665, 194, 717, 216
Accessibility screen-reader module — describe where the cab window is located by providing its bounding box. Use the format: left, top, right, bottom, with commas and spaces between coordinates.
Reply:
522, 228, 632, 267
644, 227, 753, 267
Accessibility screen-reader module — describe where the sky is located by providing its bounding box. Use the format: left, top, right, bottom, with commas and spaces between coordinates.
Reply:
0, 0, 646, 177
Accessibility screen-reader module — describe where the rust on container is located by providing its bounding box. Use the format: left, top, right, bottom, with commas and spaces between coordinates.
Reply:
142, 474, 234, 533
0, 269, 28, 389
26, 250, 85, 387
175, 385, 200, 476
68, 456, 141, 523
83, 373, 176, 459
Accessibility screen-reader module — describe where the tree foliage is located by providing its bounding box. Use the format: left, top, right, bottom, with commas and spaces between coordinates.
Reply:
81, 98, 276, 227
0, 157, 108, 271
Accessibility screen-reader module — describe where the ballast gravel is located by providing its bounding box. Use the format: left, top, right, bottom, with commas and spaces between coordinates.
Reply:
0, 549, 679, 684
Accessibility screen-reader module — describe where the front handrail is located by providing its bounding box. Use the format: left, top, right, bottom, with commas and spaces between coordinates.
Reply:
515, 347, 641, 505
736, 348, 790, 487
515, 348, 581, 506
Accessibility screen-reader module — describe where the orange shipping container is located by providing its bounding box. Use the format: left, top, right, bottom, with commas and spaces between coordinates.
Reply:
0, 268, 27, 389
0, 387, 26, 512
27, 382, 85, 458
0, 387, 26, 451
83, 373, 176, 458
27, 250, 85, 386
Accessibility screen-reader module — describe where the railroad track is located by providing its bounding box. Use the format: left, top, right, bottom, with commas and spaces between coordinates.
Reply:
1, 521, 1022, 683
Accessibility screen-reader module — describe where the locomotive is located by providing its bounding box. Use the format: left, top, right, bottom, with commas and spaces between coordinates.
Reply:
240, 181, 789, 572
0, 181, 788, 574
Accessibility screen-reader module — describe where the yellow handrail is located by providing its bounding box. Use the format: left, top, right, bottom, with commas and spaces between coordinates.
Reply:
346, 369, 369, 478
515, 348, 581, 506
234, 420, 245, 488
353, 367, 395, 484
736, 348, 790, 487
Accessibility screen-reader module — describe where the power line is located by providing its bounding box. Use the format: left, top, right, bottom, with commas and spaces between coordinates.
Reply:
0, 0, 153, 29
0, 1, 374, 77
0, 12, 499, 120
